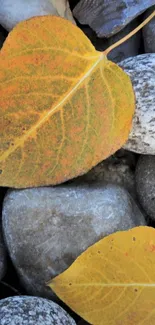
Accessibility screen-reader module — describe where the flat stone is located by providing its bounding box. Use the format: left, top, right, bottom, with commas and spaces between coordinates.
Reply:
143, 6, 155, 53
0, 296, 76, 324
136, 155, 155, 220
3, 184, 145, 298
73, 0, 155, 37
0, 0, 75, 31
119, 54, 155, 154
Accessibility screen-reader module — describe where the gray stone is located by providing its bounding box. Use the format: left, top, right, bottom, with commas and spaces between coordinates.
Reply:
71, 149, 136, 197
0, 0, 75, 31
0, 296, 76, 324
143, 6, 155, 53
81, 20, 141, 63
136, 155, 155, 220
0, 226, 6, 280
3, 184, 145, 298
119, 54, 155, 154
73, 0, 155, 38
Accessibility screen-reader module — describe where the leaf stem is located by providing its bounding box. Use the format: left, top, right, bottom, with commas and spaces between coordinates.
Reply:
104, 10, 155, 56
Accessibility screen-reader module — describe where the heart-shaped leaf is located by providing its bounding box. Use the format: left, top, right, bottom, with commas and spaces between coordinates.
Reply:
49, 226, 155, 325
0, 16, 134, 188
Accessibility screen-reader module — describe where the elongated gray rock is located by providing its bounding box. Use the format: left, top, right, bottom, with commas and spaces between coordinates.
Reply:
0, 296, 76, 324
136, 156, 155, 220
0, 0, 75, 31
119, 54, 155, 154
73, 0, 155, 37
3, 184, 145, 298
143, 6, 155, 53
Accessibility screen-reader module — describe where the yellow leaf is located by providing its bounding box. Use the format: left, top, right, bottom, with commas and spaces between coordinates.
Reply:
49, 226, 155, 325
0, 16, 134, 188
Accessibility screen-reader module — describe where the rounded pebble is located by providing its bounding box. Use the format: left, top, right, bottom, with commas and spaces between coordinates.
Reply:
0, 296, 76, 325
136, 155, 155, 220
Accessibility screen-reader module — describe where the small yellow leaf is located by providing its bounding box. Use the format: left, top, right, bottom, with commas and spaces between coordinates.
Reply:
49, 226, 155, 325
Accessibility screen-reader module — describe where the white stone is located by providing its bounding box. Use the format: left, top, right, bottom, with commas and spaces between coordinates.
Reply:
0, 0, 75, 31
119, 54, 155, 154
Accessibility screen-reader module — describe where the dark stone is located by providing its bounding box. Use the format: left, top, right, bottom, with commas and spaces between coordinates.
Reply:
0, 296, 76, 324
71, 150, 137, 197
73, 0, 155, 37
136, 155, 155, 220
143, 6, 155, 53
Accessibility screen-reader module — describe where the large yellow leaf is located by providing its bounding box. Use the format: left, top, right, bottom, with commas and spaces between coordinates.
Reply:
0, 16, 134, 188
49, 226, 155, 325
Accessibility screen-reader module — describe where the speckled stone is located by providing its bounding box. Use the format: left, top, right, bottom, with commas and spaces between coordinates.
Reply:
0, 0, 75, 31
0, 226, 6, 280
2, 184, 145, 298
0, 296, 76, 324
136, 156, 155, 220
119, 54, 155, 154
143, 6, 155, 53
73, 0, 155, 37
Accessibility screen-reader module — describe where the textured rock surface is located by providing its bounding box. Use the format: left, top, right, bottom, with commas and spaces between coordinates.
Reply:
73, 0, 155, 37
72, 150, 136, 197
0, 227, 6, 280
0, 0, 75, 31
0, 296, 76, 324
119, 54, 155, 154
81, 20, 141, 63
136, 156, 155, 220
3, 185, 145, 298
143, 6, 155, 53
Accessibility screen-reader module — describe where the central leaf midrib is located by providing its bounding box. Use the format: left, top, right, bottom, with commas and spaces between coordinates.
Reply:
53, 282, 155, 287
